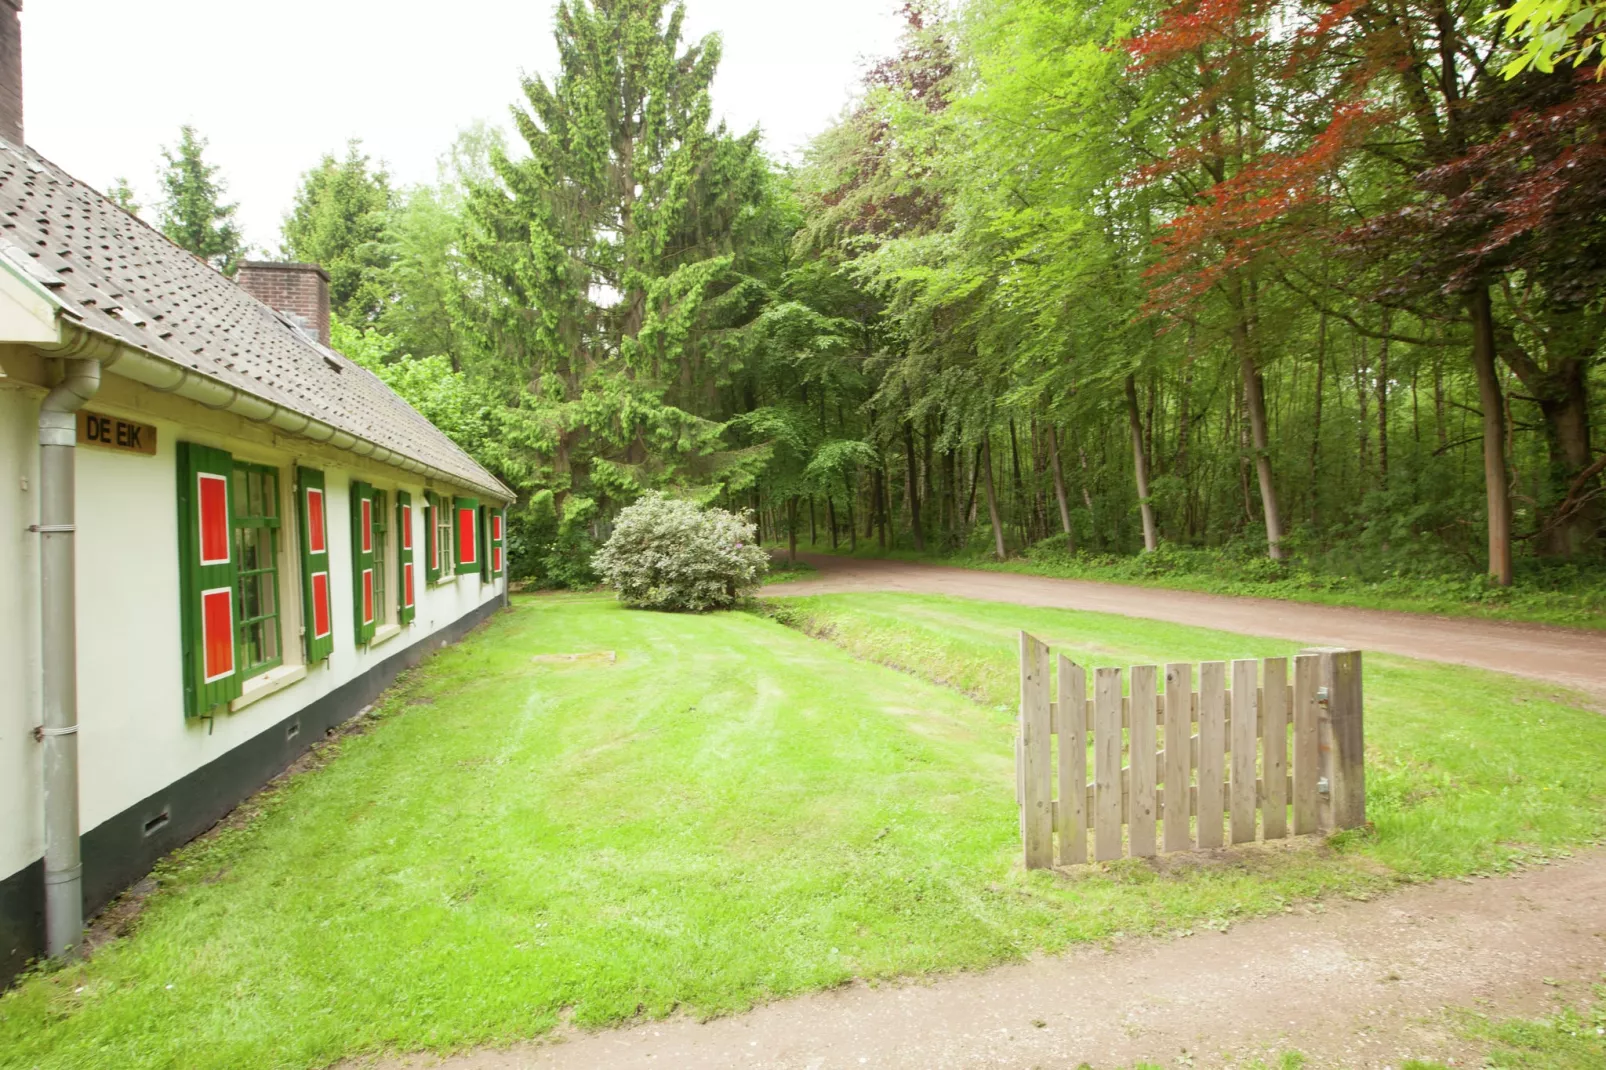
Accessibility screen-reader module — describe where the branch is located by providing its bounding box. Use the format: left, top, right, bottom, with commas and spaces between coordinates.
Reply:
1274, 269, 1447, 346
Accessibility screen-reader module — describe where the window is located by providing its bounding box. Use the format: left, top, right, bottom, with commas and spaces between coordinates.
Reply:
434, 493, 454, 581
371, 489, 390, 626
230, 462, 282, 679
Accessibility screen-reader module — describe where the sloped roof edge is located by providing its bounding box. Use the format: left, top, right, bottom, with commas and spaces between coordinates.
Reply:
0, 139, 514, 502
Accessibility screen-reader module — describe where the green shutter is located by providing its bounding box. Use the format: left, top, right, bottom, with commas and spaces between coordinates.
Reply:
350, 480, 377, 645
491, 506, 505, 579
424, 493, 440, 586
453, 495, 480, 575
397, 490, 416, 625
478, 505, 491, 582
296, 467, 335, 664
176, 441, 242, 718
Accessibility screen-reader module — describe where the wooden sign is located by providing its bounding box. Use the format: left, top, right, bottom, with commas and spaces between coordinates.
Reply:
77, 410, 157, 455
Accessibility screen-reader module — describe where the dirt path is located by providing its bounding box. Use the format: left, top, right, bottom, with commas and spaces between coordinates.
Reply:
368, 853, 1606, 1070
768, 553, 1606, 700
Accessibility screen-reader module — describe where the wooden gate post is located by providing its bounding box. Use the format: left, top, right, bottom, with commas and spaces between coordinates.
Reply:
1300, 647, 1365, 832
1019, 632, 1054, 869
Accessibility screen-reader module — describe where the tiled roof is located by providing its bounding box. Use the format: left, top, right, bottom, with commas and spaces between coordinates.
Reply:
0, 140, 512, 500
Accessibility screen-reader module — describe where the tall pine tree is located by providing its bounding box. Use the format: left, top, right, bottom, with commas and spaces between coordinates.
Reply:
283, 141, 395, 321
465, 0, 768, 516
157, 126, 245, 274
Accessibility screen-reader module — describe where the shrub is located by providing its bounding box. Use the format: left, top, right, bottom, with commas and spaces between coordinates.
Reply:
592, 493, 768, 611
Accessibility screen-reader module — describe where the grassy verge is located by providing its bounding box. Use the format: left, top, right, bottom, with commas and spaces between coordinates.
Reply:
767, 539, 1606, 630
4, 592, 1603, 1068
1406, 987, 1606, 1069
762, 592, 1606, 879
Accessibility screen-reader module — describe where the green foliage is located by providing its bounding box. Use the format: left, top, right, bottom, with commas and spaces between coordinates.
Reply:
281, 141, 395, 320
156, 126, 244, 273
1492, 0, 1606, 78
461, 0, 772, 525
105, 177, 139, 216
592, 492, 767, 610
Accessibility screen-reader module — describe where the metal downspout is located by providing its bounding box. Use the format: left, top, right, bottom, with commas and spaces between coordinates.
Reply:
37, 356, 100, 957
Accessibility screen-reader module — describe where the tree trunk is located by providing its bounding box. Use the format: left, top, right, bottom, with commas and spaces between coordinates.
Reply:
1242, 357, 1285, 558
1126, 374, 1159, 552
1468, 286, 1513, 586
1377, 308, 1390, 488
982, 435, 1007, 560
1048, 424, 1074, 548
876, 464, 888, 550
808, 496, 816, 546
1008, 419, 1027, 549
1309, 311, 1327, 528
786, 497, 797, 564
1228, 279, 1286, 558
964, 443, 982, 527
827, 495, 838, 550
847, 479, 858, 552
903, 421, 925, 551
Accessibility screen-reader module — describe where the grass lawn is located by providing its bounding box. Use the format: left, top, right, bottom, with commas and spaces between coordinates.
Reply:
768, 592, 1606, 879
3, 592, 1604, 1069
769, 539, 1606, 630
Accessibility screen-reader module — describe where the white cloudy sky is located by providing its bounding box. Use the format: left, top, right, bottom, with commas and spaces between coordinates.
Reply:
21, 1, 906, 251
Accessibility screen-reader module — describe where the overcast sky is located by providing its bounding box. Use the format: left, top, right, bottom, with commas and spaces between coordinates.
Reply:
21, 1, 906, 251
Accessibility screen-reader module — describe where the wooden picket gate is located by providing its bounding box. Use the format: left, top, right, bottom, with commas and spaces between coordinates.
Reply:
1016, 633, 1365, 868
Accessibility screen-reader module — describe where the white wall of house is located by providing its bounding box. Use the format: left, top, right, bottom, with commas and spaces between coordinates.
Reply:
0, 352, 507, 887
1, 382, 45, 883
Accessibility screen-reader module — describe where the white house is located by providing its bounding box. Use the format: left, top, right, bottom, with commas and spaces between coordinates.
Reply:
0, 3, 515, 984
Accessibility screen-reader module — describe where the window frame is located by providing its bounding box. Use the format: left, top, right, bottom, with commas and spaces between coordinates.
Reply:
230, 460, 284, 681
371, 488, 391, 627
433, 492, 455, 582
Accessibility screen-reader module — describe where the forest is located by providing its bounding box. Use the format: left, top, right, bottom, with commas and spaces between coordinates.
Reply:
138, 0, 1606, 614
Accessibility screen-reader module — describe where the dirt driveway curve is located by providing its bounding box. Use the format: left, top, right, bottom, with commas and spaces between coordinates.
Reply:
370, 854, 1606, 1070
768, 552, 1606, 700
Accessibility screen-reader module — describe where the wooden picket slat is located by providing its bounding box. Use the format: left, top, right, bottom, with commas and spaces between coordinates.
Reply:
1196, 662, 1226, 848
1057, 655, 1087, 867
1261, 657, 1289, 840
1128, 665, 1158, 857
1019, 632, 1054, 869
1230, 660, 1259, 844
1093, 667, 1123, 862
1292, 653, 1320, 835
1163, 662, 1192, 852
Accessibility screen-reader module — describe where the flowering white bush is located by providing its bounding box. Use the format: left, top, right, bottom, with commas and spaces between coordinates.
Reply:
591, 493, 769, 611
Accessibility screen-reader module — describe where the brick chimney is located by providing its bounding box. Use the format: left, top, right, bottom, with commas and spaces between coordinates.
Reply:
0, 0, 22, 145
235, 261, 331, 347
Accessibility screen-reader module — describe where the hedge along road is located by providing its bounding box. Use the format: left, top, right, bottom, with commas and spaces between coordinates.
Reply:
766, 552, 1606, 702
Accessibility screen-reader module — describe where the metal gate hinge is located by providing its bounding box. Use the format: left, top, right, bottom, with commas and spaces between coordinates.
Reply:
27, 524, 75, 534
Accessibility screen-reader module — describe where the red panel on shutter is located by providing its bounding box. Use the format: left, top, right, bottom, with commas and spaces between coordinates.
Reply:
458, 507, 476, 564
201, 587, 234, 682
401, 505, 412, 550
404, 562, 415, 607
361, 498, 373, 552
307, 488, 326, 553
493, 514, 502, 541
311, 571, 331, 639
198, 474, 230, 565
494, 546, 502, 573
362, 568, 374, 624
